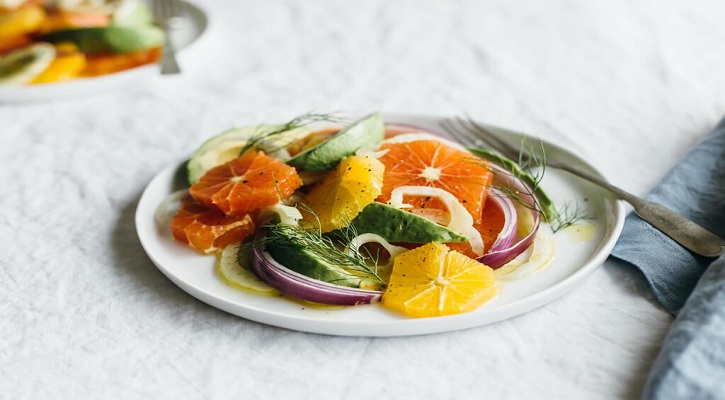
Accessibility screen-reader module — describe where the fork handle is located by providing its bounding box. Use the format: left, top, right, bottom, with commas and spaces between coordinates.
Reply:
550, 161, 725, 258
160, 38, 180, 75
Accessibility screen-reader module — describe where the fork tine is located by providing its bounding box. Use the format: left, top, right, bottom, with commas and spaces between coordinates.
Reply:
442, 117, 520, 161
452, 117, 533, 163
460, 117, 524, 161
440, 119, 479, 147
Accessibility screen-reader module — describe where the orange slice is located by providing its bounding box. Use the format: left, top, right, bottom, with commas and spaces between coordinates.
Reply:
446, 195, 507, 258
81, 46, 161, 77
301, 155, 385, 232
382, 242, 498, 317
376, 140, 493, 222
30, 42, 86, 84
171, 196, 257, 254
190, 151, 303, 216
0, 5, 46, 39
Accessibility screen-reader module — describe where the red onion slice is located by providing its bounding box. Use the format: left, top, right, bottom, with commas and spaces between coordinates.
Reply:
485, 188, 518, 254
250, 232, 383, 305
478, 164, 542, 269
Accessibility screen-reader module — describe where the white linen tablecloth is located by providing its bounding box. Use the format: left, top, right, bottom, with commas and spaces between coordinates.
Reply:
2, 1, 725, 398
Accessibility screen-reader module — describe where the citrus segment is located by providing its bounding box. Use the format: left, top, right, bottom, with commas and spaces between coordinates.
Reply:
446, 195, 507, 258
376, 140, 493, 222
302, 155, 385, 232
81, 46, 161, 76
382, 242, 498, 317
30, 42, 86, 84
171, 196, 257, 254
190, 151, 303, 217
0, 6, 46, 39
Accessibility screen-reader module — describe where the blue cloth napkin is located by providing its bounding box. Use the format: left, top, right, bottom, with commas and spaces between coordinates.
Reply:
610, 117, 725, 313
609, 116, 725, 399
642, 253, 725, 398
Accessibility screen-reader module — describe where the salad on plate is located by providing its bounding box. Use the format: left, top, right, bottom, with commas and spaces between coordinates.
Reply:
0, 0, 163, 85
158, 112, 574, 318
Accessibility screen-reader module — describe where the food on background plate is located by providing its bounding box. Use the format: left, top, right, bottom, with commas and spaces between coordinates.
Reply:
159, 112, 565, 318
0, 0, 163, 85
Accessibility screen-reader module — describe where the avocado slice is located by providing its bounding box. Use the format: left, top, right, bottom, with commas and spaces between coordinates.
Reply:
265, 227, 381, 290
41, 26, 165, 54
330, 202, 468, 243
287, 113, 385, 172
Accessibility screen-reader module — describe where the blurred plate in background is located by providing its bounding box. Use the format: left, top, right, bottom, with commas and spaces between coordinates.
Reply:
0, 0, 207, 103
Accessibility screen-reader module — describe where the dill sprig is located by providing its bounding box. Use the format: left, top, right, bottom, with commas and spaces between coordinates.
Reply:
550, 201, 591, 233
465, 139, 590, 231
238, 208, 385, 286
239, 112, 342, 156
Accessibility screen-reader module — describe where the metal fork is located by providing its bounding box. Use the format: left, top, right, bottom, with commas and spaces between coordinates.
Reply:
441, 117, 725, 258
153, 0, 182, 74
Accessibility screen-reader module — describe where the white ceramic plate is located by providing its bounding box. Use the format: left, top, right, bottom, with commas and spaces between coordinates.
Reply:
0, 0, 207, 102
135, 114, 625, 337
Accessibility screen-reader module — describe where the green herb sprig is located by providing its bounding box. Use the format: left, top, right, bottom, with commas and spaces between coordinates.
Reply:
238, 205, 385, 286
239, 112, 342, 156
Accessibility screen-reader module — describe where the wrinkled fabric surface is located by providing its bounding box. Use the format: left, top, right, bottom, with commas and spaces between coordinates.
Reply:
2, 1, 725, 399
643, 254, 725, 399
610, 118, 725, 313
611, 118, 725, 399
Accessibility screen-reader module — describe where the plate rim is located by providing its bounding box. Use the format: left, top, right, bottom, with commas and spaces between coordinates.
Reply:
134, 113, 626, 336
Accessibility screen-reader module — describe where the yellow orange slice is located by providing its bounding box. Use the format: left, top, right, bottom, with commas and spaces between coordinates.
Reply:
302, 155, 384, 232
382, 242, 498, 317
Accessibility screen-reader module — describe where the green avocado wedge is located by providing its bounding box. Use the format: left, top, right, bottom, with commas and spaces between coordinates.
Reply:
329, 202, 468, 243
41, 25, 165, 54
287, 113, 385, 172
265, 226, 382, 290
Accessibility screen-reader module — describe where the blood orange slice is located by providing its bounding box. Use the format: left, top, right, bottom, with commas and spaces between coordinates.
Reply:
189, 151, 303, 216
171, 196, 257, 254
376, 140, 493, 222
446, 195, 506, 259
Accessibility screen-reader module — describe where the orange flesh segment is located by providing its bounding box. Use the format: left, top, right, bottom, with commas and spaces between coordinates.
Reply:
376, 139, 493, 223
0, 34, 31, 53
382, 242, 498, 317
39, 9, 110, 32
30, 42, 86, 84
189, 151, 303, 216
446, 195, 506, 258
81, 47, 162, 77
171, 196, 257, 254
0, 5, 46, 38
